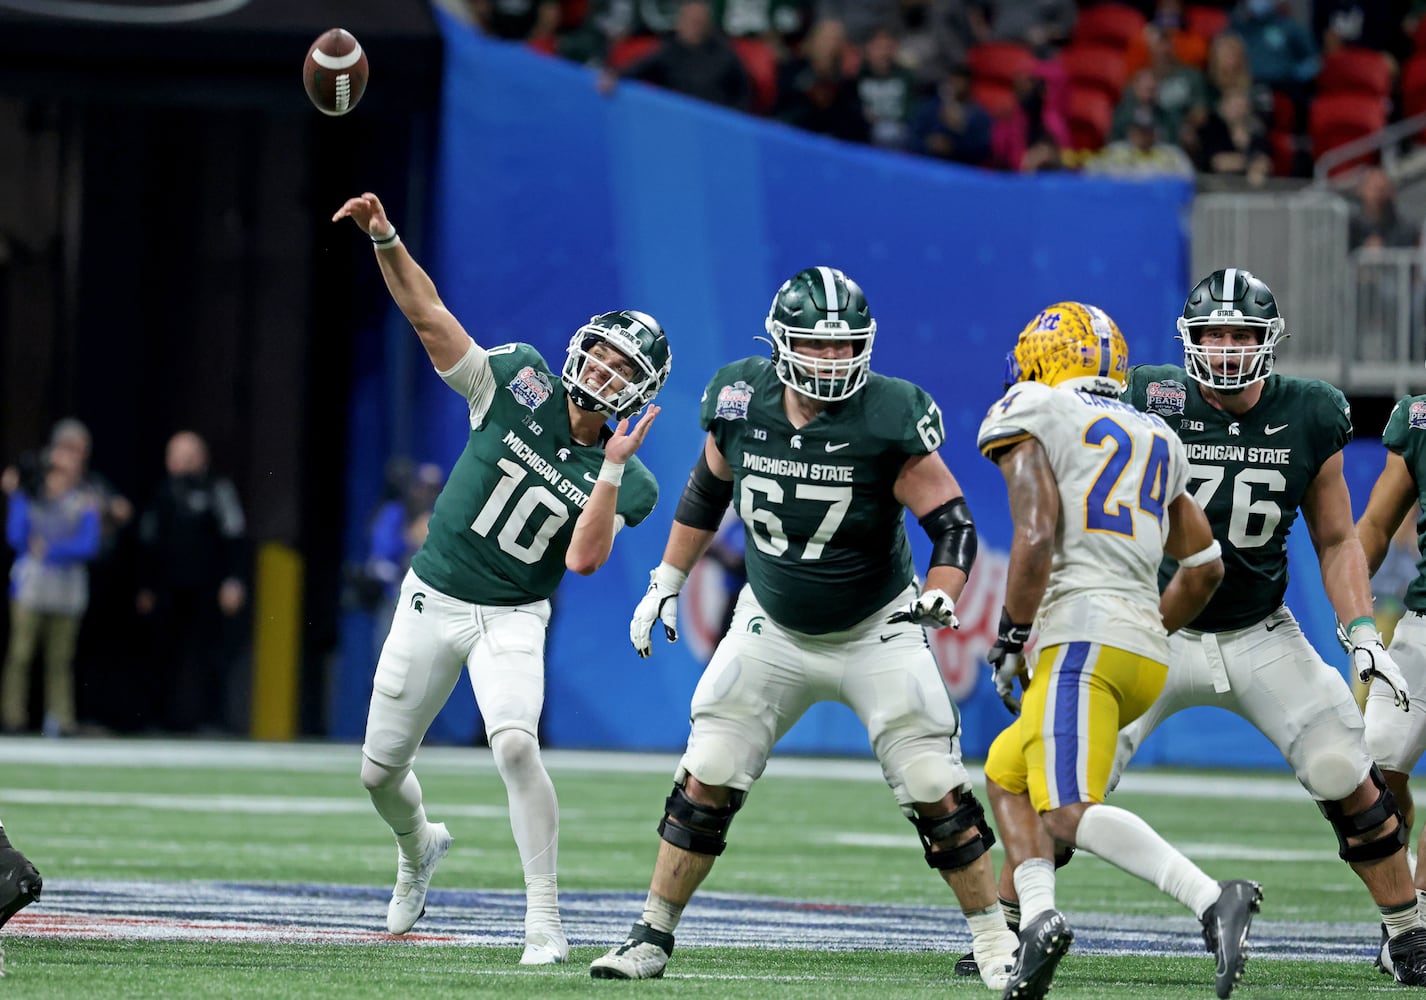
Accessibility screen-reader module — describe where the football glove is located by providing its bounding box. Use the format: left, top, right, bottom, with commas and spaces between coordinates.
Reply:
886, 588, 959, 629
1347, 619, 1410, 713
629, 562, 688, 658
986, 608, 1033, 715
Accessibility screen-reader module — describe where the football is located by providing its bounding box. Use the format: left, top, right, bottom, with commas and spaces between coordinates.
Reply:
303, 28, 368, 116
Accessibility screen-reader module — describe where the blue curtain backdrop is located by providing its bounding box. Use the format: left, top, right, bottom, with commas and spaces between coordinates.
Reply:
331, 13, 1381, 773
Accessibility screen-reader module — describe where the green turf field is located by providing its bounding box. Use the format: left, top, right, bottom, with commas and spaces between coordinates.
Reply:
0, 739, 1409, 997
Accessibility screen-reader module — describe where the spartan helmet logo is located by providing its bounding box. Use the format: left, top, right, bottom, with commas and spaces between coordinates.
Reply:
748, 616, 766, 634
411, 592, 426, 613
557, 447, 571, 461
790, 435, 803, 449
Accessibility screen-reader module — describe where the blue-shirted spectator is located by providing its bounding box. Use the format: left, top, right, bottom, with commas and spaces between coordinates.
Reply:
2, 445, 100, 736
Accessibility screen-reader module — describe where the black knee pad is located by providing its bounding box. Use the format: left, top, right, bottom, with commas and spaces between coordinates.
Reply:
910, 790, 997, 871
1318, 764, 1408, 863
657, 783, 746, 857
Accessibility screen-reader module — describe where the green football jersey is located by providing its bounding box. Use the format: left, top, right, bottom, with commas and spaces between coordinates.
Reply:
1382, 394, 1426, 613
412, 343, 658, 606
700, 357, 944, 634
1125, 365, 1352, 632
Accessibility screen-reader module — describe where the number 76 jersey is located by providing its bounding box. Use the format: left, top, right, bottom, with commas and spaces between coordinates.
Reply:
977, 380, 1189, 660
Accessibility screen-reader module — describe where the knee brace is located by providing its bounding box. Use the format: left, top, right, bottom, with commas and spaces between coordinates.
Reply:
908, 790, 997, 872
658, 783, 746, 857
1318, 764, 1408, 864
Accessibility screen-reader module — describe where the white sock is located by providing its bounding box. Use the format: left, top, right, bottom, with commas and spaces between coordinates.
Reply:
1383, 899, 1422, 938
524, 872, 561, 932
641, 891, 685, 935
965, 903, 1012, 942
491, 730, 560, 877
1075, 804, 1220, 917
1013, 858, 1057, 925
1416, 889, 1426, 914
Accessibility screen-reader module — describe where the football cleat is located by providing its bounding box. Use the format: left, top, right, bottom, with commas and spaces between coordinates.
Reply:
1387, 925, 1426, 985
520, 923, 570, 966
590, 921, 675, 980
1003, 909, 1073, 999
0, 846, 42, 929
386, 822, 452, 935
1200, 879, 1262, 998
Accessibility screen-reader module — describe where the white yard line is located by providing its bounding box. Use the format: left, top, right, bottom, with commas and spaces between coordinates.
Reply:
0, 736, 1309, 800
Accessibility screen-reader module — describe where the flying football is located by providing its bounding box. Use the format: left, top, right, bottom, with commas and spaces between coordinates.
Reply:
303, 28, 368, 116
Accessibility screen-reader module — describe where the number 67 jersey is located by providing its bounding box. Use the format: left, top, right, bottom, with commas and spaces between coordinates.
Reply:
977, 380, 1190, 662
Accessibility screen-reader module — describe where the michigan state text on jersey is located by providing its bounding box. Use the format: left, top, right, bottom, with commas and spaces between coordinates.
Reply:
698, 355, 942, 633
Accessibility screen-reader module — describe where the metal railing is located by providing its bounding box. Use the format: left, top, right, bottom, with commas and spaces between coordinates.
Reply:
1189, 191, 1424, 395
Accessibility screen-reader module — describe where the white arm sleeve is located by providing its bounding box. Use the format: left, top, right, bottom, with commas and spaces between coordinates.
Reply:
437, 341, 496, 425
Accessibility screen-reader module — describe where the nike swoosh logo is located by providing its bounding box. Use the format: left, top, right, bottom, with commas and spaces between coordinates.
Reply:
1265, 620, 1284, 631
583, 472, 598, 483
1264, 424, 1288, 435
879, 633, 896, 642
826, 442, 850, 452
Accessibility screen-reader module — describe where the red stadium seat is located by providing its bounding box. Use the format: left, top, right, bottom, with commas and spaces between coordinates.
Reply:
1269, 129, 1296, 177
1184, 5, 1230, 44
1071, 3, 1147, 50
607, 34, 660, 71
1309, 92, 1388, 172
1067, 86, 1114, 150
1317, 47, 1393, 97
967, 42, 1038, 87
1061, 44, 1129, 102
1404, 54, 1426, 139
731, 37, 779, 114
970, 80, 1019, 117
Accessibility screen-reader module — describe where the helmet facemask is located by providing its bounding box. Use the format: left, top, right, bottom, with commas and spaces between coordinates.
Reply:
1177, 314, 1285, 391
561, 315, 669, 420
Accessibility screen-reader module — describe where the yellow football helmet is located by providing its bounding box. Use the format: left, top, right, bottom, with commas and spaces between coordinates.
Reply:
1004, 301, 1129, 395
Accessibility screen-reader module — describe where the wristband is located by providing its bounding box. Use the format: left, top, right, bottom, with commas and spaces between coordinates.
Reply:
1177, 539, 1222, 569
1347, 615, 1379, 645
371, 226, 400, 249
597, 459, 625, 487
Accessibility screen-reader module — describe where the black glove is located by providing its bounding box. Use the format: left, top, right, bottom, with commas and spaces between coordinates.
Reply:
986, 607, 1033, 715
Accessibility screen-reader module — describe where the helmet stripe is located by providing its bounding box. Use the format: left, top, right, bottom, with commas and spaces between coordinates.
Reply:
1085, 304, 1114, 378
816, 266, 840, 322
1222, 267, 1238, 307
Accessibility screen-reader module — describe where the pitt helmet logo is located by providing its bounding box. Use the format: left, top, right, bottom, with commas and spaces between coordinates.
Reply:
410, 592, 426, 613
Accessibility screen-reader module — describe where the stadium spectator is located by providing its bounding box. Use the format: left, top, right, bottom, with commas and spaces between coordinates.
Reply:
2, 443, 99, 737
364, 461, 444, 664
1315, 0, 1408, 60
967, 0, 1076, 58
1195, 86, 1273, 182
590, 266, 1020, 989
1082, 104, 1196, 178
910, 62, 992, 164
857, 25, 919, 149
467, 0, 563, 41
1230, 0, 1318, 129
976, 300, 1258, 1000
713, 0, 815, 46
1142, 21, 1211, 151
1124, 1, 1210, 73
1111, 68, 1174, 143
332, 190, 670, 966
135, 431, 248, 734
598, 0, 752, 110
891, 0, 981, 87
1350, 167, 1420, 250
1354, 389, 1426, 977
1205, 30, 1270, 127
775, 18, 870, 142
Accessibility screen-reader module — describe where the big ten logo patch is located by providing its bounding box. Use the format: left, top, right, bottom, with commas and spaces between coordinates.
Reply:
926, 550, 1011, 703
